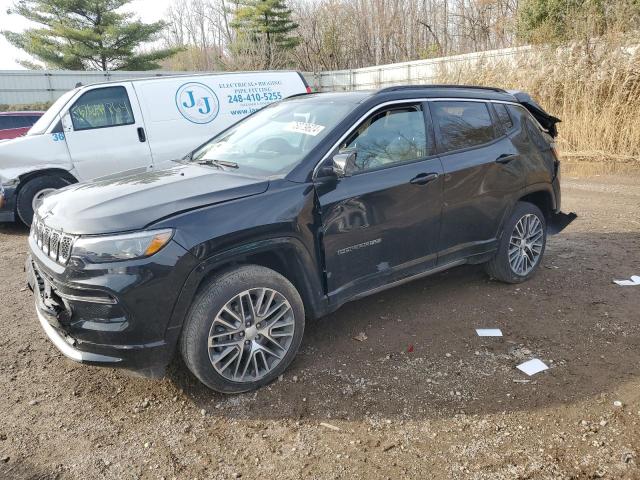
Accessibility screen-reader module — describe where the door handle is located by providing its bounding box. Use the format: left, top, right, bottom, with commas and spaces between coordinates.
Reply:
410, 172, 439, 185
137, 127, 146, 142
495, 153, 519, 164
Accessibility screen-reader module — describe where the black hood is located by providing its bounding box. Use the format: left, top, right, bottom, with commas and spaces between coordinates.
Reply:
37, 164, 269, 235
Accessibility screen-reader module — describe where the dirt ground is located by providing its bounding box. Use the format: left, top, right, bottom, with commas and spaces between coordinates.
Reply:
1, 172, 639, 480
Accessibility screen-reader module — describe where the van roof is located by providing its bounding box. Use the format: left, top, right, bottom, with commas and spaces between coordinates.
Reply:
76, 70, 307, 89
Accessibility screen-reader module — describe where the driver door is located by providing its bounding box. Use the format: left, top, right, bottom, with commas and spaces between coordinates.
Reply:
315, 102, 444, 304
61, 84, 153, 181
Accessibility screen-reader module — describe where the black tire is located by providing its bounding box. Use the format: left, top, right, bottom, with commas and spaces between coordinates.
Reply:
16, 175, 70, 226
180, 265, 305, 393
484, 201, 547, 284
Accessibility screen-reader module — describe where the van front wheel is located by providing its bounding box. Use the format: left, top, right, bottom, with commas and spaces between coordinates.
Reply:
16, 175, 70, 226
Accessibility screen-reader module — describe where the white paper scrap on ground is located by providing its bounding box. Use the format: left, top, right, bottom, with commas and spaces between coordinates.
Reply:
613, 275, 640, 286
476, 328, 503, 337
517, 359, 549, 376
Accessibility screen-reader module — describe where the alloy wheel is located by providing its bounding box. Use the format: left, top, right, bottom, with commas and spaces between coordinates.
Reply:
508, 214, 544, 276
207, 288, 295, 383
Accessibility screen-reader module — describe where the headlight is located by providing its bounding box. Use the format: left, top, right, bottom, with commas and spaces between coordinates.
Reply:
71, 229, 174, 263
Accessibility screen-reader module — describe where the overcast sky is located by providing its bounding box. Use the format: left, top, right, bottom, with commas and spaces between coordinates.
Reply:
0, 0, 174, 70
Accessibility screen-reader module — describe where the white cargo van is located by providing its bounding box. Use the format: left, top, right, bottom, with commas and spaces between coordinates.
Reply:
0, 71, 310, 225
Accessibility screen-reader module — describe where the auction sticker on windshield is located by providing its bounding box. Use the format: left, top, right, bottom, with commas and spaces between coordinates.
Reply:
284, 121, 326, 136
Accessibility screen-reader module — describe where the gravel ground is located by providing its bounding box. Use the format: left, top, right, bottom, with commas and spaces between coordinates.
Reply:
1, 174, 639, 480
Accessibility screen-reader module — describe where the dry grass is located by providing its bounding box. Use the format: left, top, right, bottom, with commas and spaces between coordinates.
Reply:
435, 36, 640, 164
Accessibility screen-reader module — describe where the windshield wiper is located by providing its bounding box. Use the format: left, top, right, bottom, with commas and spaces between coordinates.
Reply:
197, 159, 239, 169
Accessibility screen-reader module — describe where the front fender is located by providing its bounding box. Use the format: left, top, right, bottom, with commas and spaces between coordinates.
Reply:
0, 133, 72, 183
166, 236, 328, 334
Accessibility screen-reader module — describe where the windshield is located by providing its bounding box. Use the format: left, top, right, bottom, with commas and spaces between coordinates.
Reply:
27, 88, 78, 136
190, 99, 356, 176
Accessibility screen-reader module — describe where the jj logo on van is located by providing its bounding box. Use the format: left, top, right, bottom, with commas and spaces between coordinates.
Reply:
176, 82, 220, 124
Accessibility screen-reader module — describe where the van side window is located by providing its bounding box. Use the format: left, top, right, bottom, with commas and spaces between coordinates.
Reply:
339, 104, 429, 172
431, 101, 495, 152
494, 103, 514, 131
69, 86, 135, 131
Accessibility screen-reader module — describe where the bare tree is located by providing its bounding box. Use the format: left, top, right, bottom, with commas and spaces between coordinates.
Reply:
161, 0, 522, 72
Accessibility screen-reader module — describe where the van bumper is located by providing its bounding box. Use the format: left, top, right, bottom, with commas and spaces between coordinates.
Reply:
0, 183, 16, 222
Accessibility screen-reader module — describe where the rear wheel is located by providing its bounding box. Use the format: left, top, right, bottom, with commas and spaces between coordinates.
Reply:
16, 175, 70, 226
180, 265, 305, 393
485, 201, 547, 283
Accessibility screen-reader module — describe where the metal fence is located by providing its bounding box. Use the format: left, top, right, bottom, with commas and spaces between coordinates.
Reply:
0, 70, 202, 105
0, 46, 532, 105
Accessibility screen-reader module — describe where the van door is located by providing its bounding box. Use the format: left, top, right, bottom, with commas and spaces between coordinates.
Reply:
61, 83, 153, 181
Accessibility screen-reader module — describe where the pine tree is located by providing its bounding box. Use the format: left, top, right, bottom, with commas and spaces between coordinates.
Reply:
231, 0, 300, 69
2, 0, 181, 70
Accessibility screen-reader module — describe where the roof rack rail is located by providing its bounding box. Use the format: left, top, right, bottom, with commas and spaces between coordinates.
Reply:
377, 84, 507, 94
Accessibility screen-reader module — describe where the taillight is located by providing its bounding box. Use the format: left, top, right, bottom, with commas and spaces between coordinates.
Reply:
306, 86, 312, 94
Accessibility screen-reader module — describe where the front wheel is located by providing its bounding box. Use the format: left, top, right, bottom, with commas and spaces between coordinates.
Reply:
180, 265, 305, 393
485, 201, 547, 284
16, 175, 70, 226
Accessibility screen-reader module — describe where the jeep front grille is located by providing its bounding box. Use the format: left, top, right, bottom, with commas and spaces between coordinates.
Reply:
31, 217, 76, 265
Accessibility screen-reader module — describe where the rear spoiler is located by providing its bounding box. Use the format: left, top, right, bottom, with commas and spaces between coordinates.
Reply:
508, 90, 561, 138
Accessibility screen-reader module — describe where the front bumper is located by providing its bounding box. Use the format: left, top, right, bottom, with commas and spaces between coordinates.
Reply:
26, 235, 198, 377
0, 183, 16, 222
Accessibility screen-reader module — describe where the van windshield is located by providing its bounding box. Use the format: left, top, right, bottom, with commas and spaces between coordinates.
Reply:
189, 99, 355, 176
27, 89, 78, 136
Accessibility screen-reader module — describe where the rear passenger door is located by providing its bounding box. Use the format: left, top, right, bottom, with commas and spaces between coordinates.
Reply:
430, 100, 524, 265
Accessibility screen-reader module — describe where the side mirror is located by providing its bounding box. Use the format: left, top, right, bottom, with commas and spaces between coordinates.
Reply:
332, 151, 357, 177
61, 112, 73, 132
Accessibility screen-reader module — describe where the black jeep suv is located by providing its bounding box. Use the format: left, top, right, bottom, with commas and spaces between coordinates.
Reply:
26, 85, 570, 393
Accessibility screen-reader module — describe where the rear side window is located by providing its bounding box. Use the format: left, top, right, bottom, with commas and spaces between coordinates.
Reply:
0, 116, 37, 129
0, 117, 14, 130
494, 103, 514, 131
431, 101, 495, 152
25, 115, 42, 126
69, 86, 134, 131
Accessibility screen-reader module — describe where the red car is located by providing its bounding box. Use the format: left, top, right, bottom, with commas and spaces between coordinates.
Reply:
0, 111, 44, 140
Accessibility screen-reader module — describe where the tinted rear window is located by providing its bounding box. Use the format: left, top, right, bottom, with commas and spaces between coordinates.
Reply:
0, 117, 13, 130
494, 103, 514, 131
0, 115, 41, 129
431, 101, 495, 152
